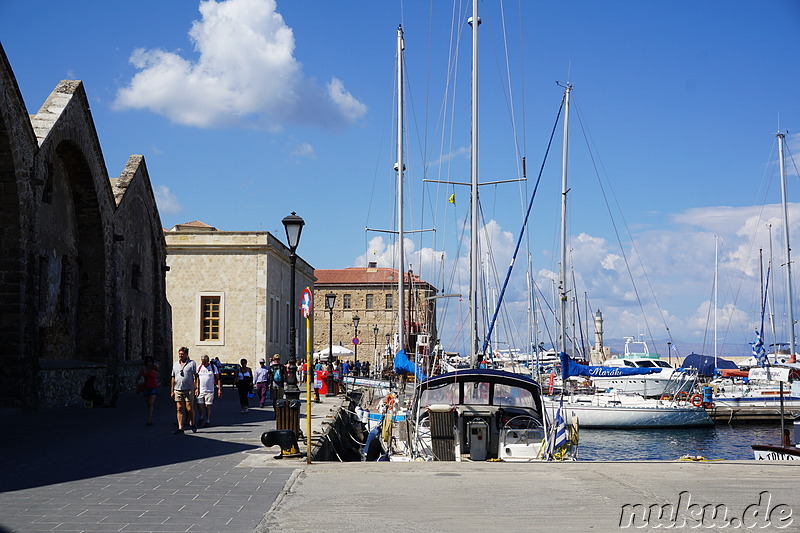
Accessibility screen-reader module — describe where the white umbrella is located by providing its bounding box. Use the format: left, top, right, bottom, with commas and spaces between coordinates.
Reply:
314, 345, 354, 361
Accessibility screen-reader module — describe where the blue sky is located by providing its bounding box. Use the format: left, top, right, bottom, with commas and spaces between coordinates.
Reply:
2, 0, 800, 356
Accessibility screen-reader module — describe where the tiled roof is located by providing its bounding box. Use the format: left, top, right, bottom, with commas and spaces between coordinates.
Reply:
168, 220, 217, 231
315, 267, 435, 290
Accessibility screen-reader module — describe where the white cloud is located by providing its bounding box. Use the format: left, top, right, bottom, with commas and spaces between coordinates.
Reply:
154, 185, 182, 215
114, 0, 366, 130
289, 140, 315, 159
353, 202, 800, 354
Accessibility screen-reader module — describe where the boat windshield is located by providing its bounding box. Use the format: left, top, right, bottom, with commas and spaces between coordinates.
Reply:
655, 361, 672, 368
636, 360, 657, 367
494, 383, 537, 408
418, 380, 538, 409
420, 381, 458, 405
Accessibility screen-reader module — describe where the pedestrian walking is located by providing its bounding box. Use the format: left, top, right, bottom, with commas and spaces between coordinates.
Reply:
196, 355, 220, 427
362, 360, 370, 377
235, 358, 253, 413
254, 358, 269, 407
267, 354, 286, 409
171, 347, 198, 434
137, 356, 159, 426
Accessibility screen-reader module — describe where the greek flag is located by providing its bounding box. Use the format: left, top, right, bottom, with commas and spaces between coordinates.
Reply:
751, 328, 767, 368
552, 402, 567, 455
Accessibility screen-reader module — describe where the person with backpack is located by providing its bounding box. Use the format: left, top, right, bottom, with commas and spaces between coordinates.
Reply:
267, 354, 286, 409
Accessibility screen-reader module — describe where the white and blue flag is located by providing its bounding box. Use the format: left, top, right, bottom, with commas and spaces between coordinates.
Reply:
751, 328, 767, 368
551, 401, 568, 457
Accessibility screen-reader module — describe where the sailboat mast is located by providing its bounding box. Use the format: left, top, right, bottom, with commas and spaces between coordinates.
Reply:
714, 235, 718, 368
469, 1, 480, 366
778, 132, 796, 357
558, 83, 572, 354
396, 25, 406, 352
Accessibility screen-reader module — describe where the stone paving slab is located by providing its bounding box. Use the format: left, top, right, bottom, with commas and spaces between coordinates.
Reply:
0, 387, 342, 533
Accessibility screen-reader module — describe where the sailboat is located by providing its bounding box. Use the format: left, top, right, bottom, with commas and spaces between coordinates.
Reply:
537, 80, 712, 429
368, 5, 577, 462
752, 131, 800, 460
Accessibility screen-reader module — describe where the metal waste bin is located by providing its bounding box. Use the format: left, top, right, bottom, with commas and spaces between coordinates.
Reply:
275, 398, 301, 439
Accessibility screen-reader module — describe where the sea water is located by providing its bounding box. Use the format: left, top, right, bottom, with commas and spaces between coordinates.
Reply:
577, 424, 782, 461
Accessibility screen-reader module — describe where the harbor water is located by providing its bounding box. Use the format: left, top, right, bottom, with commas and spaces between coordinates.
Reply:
578, 424, 782, 461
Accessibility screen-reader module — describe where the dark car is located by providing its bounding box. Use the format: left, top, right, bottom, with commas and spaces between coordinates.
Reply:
219, 363, 239, 386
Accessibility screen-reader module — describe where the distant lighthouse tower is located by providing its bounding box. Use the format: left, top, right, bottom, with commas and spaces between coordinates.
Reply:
591, 309, 611, 363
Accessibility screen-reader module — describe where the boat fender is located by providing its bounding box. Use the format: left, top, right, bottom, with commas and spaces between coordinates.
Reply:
690, 394, 703, 407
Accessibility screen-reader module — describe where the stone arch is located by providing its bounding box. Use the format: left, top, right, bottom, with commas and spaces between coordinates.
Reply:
39, 140, 108, 362
0, 43, 37, 406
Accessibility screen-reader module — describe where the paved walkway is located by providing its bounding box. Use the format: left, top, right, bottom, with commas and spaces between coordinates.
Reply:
0, 386, 342, 533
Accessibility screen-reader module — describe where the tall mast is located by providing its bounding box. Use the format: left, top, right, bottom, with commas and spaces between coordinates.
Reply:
468, 1, 480, 366
778, 132, 796, 357
558, 83, 572, 354
714, 235, 718, 367
396, 25, 406, 352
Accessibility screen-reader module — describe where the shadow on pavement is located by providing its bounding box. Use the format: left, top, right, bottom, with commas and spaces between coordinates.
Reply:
0, 387, 277, 492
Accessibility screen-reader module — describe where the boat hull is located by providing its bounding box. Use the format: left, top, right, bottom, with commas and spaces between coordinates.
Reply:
545, 400, 712, 428
752, 444, 800, 460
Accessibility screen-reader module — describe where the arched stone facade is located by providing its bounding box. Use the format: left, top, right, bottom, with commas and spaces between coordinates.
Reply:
0, 43, 171, 409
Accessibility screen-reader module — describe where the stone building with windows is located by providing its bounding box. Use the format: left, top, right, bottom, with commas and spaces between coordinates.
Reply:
313, 265, 438, 364
0, 44, 171, 408
164, 222, 314, 368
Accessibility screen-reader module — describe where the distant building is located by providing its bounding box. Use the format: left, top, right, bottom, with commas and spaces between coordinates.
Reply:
0, 44, 170, 408
164, 222, 314, 367
313, 265, 438, 366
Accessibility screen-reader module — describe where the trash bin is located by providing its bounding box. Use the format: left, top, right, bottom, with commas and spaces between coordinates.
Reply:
275, 398, 302, 439
317, 370, 329, 396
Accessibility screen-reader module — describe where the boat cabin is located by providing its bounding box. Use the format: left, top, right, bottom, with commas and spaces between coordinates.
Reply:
410, 369, 546, 461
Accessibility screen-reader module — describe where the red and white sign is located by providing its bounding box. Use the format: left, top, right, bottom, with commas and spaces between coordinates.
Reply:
300, 287, 313, 318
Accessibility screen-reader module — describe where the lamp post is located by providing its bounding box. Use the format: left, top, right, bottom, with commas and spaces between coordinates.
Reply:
352, 315, 360, 366
282, 212, 304, 362
325, 292, 336, 397
373, 325, 379, 378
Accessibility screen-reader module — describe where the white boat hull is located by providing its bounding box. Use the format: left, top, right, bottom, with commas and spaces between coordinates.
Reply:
544, 397, 712, 428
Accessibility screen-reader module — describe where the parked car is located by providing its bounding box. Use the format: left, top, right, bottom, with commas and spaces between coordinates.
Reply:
219, 363, 239, 386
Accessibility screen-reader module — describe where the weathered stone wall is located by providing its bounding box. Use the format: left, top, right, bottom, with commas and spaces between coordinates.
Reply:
165, 230, 314, 369
0, 44, 171, 409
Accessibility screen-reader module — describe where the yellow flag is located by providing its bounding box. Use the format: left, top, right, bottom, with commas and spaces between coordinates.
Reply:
447, 193, 456, 205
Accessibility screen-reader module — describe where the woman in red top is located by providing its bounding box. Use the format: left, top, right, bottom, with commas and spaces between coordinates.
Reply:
138, 356, 159, 426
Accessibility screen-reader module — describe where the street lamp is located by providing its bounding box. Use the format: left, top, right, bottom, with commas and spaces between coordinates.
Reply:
373, 325, 379, 378
352, 315, 360, 366
282, 212, 304, 362
325, 292, 336, 397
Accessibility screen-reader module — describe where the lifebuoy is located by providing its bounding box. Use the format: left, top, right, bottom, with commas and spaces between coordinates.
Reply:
385, 394, 396, 410
675, 391, 690, 403
690, 394, 703, 407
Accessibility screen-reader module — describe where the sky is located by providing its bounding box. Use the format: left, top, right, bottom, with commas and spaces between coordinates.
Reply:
2, 0, 800, 357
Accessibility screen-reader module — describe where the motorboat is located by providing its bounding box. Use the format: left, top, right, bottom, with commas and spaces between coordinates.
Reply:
591, 337, 675, 397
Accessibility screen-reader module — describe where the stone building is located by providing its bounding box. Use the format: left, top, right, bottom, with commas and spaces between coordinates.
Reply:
313, 266, 438, 365
0, 44, 170, 408
164, 222, 314, 368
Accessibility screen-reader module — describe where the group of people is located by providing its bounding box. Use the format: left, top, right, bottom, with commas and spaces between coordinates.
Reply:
163, 347, 223, 434
136, 348, 318, 432
339, 359, 371, 377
